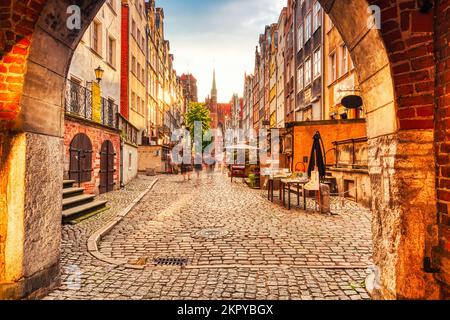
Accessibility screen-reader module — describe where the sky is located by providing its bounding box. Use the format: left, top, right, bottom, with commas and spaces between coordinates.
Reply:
157, 0, 286, 102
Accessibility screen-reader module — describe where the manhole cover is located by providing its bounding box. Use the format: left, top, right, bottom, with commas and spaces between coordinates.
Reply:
193, 228, 230, 239
153, 257, 188, 267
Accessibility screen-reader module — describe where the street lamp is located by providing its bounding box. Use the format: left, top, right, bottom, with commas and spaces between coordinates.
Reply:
94, 66, 104, 83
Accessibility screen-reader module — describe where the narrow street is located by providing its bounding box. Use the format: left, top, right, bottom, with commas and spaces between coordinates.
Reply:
45, 173, 372, 300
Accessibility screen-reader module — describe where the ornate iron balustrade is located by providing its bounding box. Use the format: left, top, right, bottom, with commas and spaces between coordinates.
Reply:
65, 79, 118, 129
118, 114, 139, 145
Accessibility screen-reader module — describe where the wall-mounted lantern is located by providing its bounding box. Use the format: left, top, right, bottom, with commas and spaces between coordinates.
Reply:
94, 66, 104, 83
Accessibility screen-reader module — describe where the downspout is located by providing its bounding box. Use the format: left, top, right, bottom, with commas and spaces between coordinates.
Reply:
120, 138, 125, 188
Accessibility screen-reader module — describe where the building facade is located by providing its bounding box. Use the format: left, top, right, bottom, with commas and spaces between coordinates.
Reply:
323, 13, 363, 120
276, 8, 287, 129
295, 0, 324, 121
180, 73, 198, 113
64, 0, 123, 195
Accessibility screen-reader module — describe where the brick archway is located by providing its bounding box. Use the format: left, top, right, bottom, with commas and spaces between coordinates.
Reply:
0, 0, 106, 299
320, 0, 444, 299
0, 0, 448, 299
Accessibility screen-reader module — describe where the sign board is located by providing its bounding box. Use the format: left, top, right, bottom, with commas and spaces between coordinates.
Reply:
333, 73, 355, 106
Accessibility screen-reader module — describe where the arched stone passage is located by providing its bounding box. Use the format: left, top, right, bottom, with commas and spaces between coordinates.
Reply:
0, 0, 448, 300
321, 0, 440, 299
0, 0, 106, 299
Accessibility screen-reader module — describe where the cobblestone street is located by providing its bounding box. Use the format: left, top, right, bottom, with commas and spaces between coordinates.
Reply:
45, 173, 372, 300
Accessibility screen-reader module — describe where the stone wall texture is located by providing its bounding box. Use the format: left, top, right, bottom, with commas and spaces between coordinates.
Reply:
434, 0, 450, 298
64, 117, 121, 195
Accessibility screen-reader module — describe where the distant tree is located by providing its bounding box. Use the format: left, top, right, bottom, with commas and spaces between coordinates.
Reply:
185, 102, 212, 149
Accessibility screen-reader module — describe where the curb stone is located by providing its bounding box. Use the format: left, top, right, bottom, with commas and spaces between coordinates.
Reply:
87, 178, 159, 269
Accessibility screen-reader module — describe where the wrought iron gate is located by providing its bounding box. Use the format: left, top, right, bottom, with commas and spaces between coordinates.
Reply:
99, 140, 116, 194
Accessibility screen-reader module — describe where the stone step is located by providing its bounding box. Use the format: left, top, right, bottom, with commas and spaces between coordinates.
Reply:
62, 187, 85, 199
63, 194, 96, 210
63, 180, 76, 188
62, 200, 108, 221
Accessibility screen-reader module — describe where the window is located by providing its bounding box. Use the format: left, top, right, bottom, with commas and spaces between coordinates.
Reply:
131, 56, 136, 74
297, 24, 303, 52
305, 13, 312, 41
304, 57, 311, 85
128, 152, 132, 170
327, 15, 334, 32
137, 62, 141, 80
297, 65, 304, 92
142, 67, 145, 82
137, 29, 141, 44
340, 45, 349, 76
132, 20, 136, 38
131, 92, 136, 110
92, 21, 102, 54
329, 52, 337, 83
108, 0, 116, 12
313, 2, 322, 31
107, 36, 116, 67
313, 48, 321, 78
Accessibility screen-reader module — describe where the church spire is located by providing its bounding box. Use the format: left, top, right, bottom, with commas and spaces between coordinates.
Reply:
211, 69, 217, 99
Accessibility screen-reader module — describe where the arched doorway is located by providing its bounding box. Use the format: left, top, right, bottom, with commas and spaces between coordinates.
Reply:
99, 140, 116, 194
69, 133, 93, 185
0, 0, 448, 299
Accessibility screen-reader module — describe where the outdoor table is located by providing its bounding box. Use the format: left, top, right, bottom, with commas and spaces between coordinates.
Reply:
267, 174, 291, 202
280, 178, 309, 210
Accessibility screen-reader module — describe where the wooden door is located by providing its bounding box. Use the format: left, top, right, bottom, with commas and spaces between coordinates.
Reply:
69, 133, 93, 184
99, 140, 116, 194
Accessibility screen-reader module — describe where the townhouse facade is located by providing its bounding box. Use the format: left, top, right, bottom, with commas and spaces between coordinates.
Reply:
242, 0, 369, 205
65, 0, 123, 195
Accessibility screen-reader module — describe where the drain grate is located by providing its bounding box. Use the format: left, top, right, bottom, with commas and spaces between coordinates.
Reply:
153, 257, 188, 267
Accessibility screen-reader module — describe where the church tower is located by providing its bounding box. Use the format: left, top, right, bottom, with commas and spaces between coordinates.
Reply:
211, 69, 217, 106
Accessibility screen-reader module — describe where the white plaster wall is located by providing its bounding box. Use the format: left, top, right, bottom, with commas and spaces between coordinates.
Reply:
123, 142, 139, 185
68, 1, 121, 104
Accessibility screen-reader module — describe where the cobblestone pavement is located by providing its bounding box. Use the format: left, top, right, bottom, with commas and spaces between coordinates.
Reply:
45, 173, 372, 300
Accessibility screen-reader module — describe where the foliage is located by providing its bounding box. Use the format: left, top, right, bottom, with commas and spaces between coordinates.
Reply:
185, 102, 213, 151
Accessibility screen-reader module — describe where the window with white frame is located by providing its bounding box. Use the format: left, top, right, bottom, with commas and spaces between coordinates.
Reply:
313, 2, 321, 31
327, 15, 334, 32
329, 52, 337, 83
297, 65, 304, 92
304, 57, 312, 85
313, 48, 321, 78
108, 0, 116, 12
297, 24, 303, 52
305, 13, 312, 42
107, 36, 116, 67
92, 20, 102, 54
340, 44, 349, 76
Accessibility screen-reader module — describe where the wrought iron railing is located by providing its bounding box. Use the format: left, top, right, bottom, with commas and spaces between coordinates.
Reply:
65, 79, 118, 129
118, 114, 139, 145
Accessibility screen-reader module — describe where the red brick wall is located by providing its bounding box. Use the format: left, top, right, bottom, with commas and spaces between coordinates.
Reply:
64, 118, 121, 195
120, 3, 129, 120
0, 0, 46, 124
366, 0, 436, 130
434, 0, 450, 297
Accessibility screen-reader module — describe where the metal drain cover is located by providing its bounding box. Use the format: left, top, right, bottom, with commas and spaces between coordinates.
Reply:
193, 228, 230, 239
153, 257, 188, 267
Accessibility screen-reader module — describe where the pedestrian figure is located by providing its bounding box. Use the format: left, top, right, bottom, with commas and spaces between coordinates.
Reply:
193, 152, 203, 185
180, 151, 192, 182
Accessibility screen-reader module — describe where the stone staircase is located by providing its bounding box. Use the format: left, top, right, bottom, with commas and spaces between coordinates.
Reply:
62, 180, 108, 224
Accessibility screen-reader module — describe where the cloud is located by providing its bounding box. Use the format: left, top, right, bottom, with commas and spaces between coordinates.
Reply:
162, 0, 286, 101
